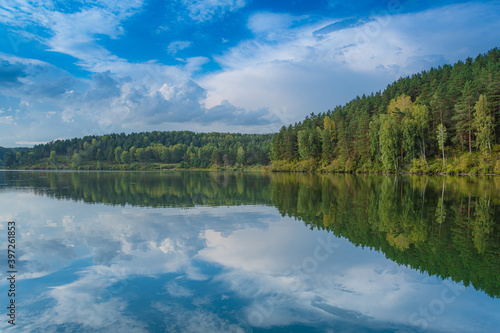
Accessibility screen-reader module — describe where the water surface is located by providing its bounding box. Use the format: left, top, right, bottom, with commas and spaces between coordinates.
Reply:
0, 171, 499, 332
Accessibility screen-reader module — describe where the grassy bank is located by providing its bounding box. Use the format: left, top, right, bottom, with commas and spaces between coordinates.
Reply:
6, 157, 266, 172
269, 147, 500, 175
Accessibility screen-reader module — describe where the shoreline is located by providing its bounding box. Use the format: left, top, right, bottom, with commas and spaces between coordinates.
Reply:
2, 166, 499, 176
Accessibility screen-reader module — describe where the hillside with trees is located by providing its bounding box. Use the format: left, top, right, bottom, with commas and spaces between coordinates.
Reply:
0, 146, 28, 167
3, 48, 500, 174
3, 131, 272, 170
270, 48, 500, 174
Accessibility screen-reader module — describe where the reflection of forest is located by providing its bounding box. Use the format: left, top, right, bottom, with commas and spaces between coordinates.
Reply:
270, 173, 500, 298
1, 171, 273, 207
2, 171, 499, 298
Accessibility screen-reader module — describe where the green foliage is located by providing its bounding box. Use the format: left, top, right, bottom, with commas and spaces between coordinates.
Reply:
412, 104, 429, 162
71, 152, 82, 169
49, 151, 57, 165
453, 81, 476, 153
495, 159, 500, 174
436, 123, 447, 168
473, 94, 494, 155
269, 48, 500, 174
321, 127, 334, 161
402, 115, 418, 163
7, 131, 272, 170
379, 115, 399, 171
236, 147, 245, 165
411, 157, 430, 173
369, 115, 381, 161
297, 129, 310, 160
7, 49, 500, 175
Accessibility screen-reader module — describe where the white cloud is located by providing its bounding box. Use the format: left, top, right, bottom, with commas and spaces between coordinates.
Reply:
153, 302, 246, 332
0, 1, 144, 69
167, 40, 193, 54
15, 140, 48, 145
248, 12, 292, 32
0, 53, 279, 146
181, 0, 246, 22
0, 115, 15, 124
0, 1, 499, 146
202, 2, 500, 124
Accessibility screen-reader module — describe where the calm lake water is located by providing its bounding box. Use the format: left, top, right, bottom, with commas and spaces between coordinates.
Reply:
0, 170, 499, 332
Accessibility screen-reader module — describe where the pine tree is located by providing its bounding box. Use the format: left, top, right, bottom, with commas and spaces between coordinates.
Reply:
402, 115, 418, 163
356, 108, 371, 163
369, 115, 382, 162
270, 128, 285, 161
473, 95, 494, 155
485, 76, 500, 143
334, 111, 349, 160
284, 125, 298, 161
412, 104, 429, 162
452, 81, 477, 154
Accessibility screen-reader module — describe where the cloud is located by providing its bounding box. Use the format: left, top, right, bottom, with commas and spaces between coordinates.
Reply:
0, 1, 499, 146
29, 76, 75, 98
0, 60, 27, 86
15, 140, 48, 145
202, 100, 276, 126
247, 12, 298, 40
0, 55, 82, 99
84, 71, 121, 101
0, 116, 15, 124
0, 1, 144, 68
167, 40, 192, 54
0, 53, 279, 145
181, 0, 247, 22
164, 281, 194, 297
201, 1, 500, 125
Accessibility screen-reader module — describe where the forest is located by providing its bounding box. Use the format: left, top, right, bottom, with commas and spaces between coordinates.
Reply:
2, 131, 272, 170
270, 48, 500, 174
2, 48, 500, 173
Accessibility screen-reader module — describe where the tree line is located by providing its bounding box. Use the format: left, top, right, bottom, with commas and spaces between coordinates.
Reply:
270, 48, 500, 173
3, 131, 272, 170
3, 48, 500, 173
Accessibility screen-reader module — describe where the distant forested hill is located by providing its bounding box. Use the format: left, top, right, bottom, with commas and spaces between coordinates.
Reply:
0, 147, 28, 167
4, 131, 272, 170
5, 48, 500, 173
270, 48, 500, 174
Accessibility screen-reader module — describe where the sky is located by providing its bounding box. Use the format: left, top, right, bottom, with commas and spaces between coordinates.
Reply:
0, 0, 499, 147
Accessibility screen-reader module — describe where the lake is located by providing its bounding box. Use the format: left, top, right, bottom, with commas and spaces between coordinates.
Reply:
0, 170, 499, 332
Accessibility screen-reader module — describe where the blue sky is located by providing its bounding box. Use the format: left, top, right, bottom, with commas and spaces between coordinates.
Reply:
0, 0, 499, 146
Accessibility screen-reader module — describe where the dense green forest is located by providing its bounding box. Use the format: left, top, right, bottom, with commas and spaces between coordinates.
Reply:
3, 48, 500, 173
270, 48, 500, 174
2, 131, 272, 170
0, 146, 28, 167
